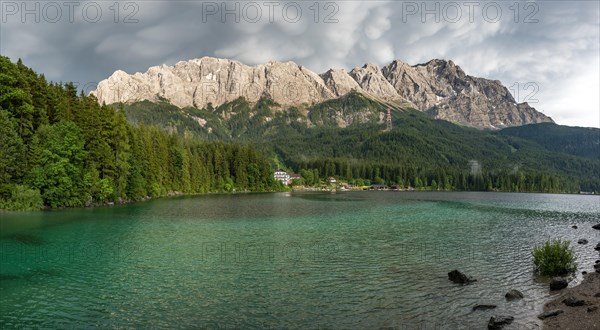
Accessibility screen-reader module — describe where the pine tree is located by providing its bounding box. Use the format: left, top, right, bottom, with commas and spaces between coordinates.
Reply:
0, 110, 25, 185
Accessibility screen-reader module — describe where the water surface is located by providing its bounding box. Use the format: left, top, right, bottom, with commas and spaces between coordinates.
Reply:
1, 192, 599, 329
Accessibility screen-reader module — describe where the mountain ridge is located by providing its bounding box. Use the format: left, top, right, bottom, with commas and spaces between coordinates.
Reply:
92, 57, 553, 129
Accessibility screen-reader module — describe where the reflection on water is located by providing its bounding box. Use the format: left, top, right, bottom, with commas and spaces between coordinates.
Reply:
1, 192, 599, 329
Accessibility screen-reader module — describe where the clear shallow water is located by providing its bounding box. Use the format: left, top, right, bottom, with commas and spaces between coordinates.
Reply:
1, 192, 599, 329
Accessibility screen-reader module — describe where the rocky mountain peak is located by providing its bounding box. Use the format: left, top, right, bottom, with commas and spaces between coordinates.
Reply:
349, 64, 406, 103
92, 57, 553, 129
320, 69, 361, 97
361, 63, 383, 73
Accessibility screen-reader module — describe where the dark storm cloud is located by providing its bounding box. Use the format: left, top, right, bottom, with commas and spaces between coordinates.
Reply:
1, 0, 598, 127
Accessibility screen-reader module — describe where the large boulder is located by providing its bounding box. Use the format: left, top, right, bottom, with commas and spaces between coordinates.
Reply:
550, 277, 568, 290
487, 315, 514, 330
595, 243, 600, 251
448, 270, 476, 284
505, 289, 524, 301
578, 239, 588, 244
592, 224, 600, 230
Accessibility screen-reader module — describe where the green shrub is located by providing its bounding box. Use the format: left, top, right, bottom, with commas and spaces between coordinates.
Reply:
0, 185, 43, 211
97, 178, 115, 202
532, 239, 577, 276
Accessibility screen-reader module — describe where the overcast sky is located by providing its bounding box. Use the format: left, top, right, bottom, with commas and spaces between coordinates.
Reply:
1, 0, 598, 127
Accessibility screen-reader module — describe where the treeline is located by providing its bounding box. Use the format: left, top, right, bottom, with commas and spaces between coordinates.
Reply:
289, 158, 578, 193
0, 57, 280, 210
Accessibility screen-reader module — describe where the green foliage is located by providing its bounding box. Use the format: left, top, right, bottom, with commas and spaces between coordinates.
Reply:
97, 178, 115, 202
29, 121, 87, 208
0, 109, 25, 184
0, 184, 43, 211
0, 57, 49, 142
532, 239, 577, 276
498, 123, 600, 159
271, 112, 596, 192
0, 56, 282, 210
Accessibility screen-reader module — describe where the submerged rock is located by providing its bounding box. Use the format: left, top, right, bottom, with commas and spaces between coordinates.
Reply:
578, 239, 588, 244
537, 309, 564, 319
505, 289, 524, 301
592, 224, 600, 230
8, 234, 46, 246
550, 277, 568, 290
488, 315, 514, 329
595, 243, 600, 251
0, 274, 22, 281
448, 270, 476, 284
562, 295, 586, 307
473, 304, 497, 311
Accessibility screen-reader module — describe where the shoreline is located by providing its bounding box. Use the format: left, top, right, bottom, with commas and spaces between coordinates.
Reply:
2, 189, 597, 212
291, 185, 597, 195
0, 189, 288, 213
541, 271, 600, 329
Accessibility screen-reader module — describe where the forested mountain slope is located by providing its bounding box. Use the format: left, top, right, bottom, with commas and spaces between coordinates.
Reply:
0, 57, 281, 211
497, 123, 599, 159
118, 93, 600, 193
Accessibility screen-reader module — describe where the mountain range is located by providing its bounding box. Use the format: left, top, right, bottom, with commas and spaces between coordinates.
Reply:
92, 57, 553, 129
0, 55, 598, 212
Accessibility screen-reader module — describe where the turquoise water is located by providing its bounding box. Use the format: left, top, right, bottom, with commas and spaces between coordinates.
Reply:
1, 192, 599, 329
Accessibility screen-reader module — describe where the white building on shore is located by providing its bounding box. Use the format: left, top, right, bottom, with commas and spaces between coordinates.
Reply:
274, 169, 290, 185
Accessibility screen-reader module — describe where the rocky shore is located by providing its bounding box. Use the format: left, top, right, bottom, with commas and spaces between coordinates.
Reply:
541, 223, 600, 329
542, 272, 600, 329
476, 222, 600, 329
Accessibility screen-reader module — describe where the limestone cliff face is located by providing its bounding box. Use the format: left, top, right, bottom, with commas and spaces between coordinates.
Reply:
93, 57, 334, 109
382, 59, 553, 128
93, 57, 553, 129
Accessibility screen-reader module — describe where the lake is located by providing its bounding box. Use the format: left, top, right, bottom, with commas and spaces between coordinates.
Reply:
1, 192, 599, 329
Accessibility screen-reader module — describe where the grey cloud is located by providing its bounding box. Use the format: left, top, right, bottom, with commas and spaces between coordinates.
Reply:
1, 0, 597, 127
